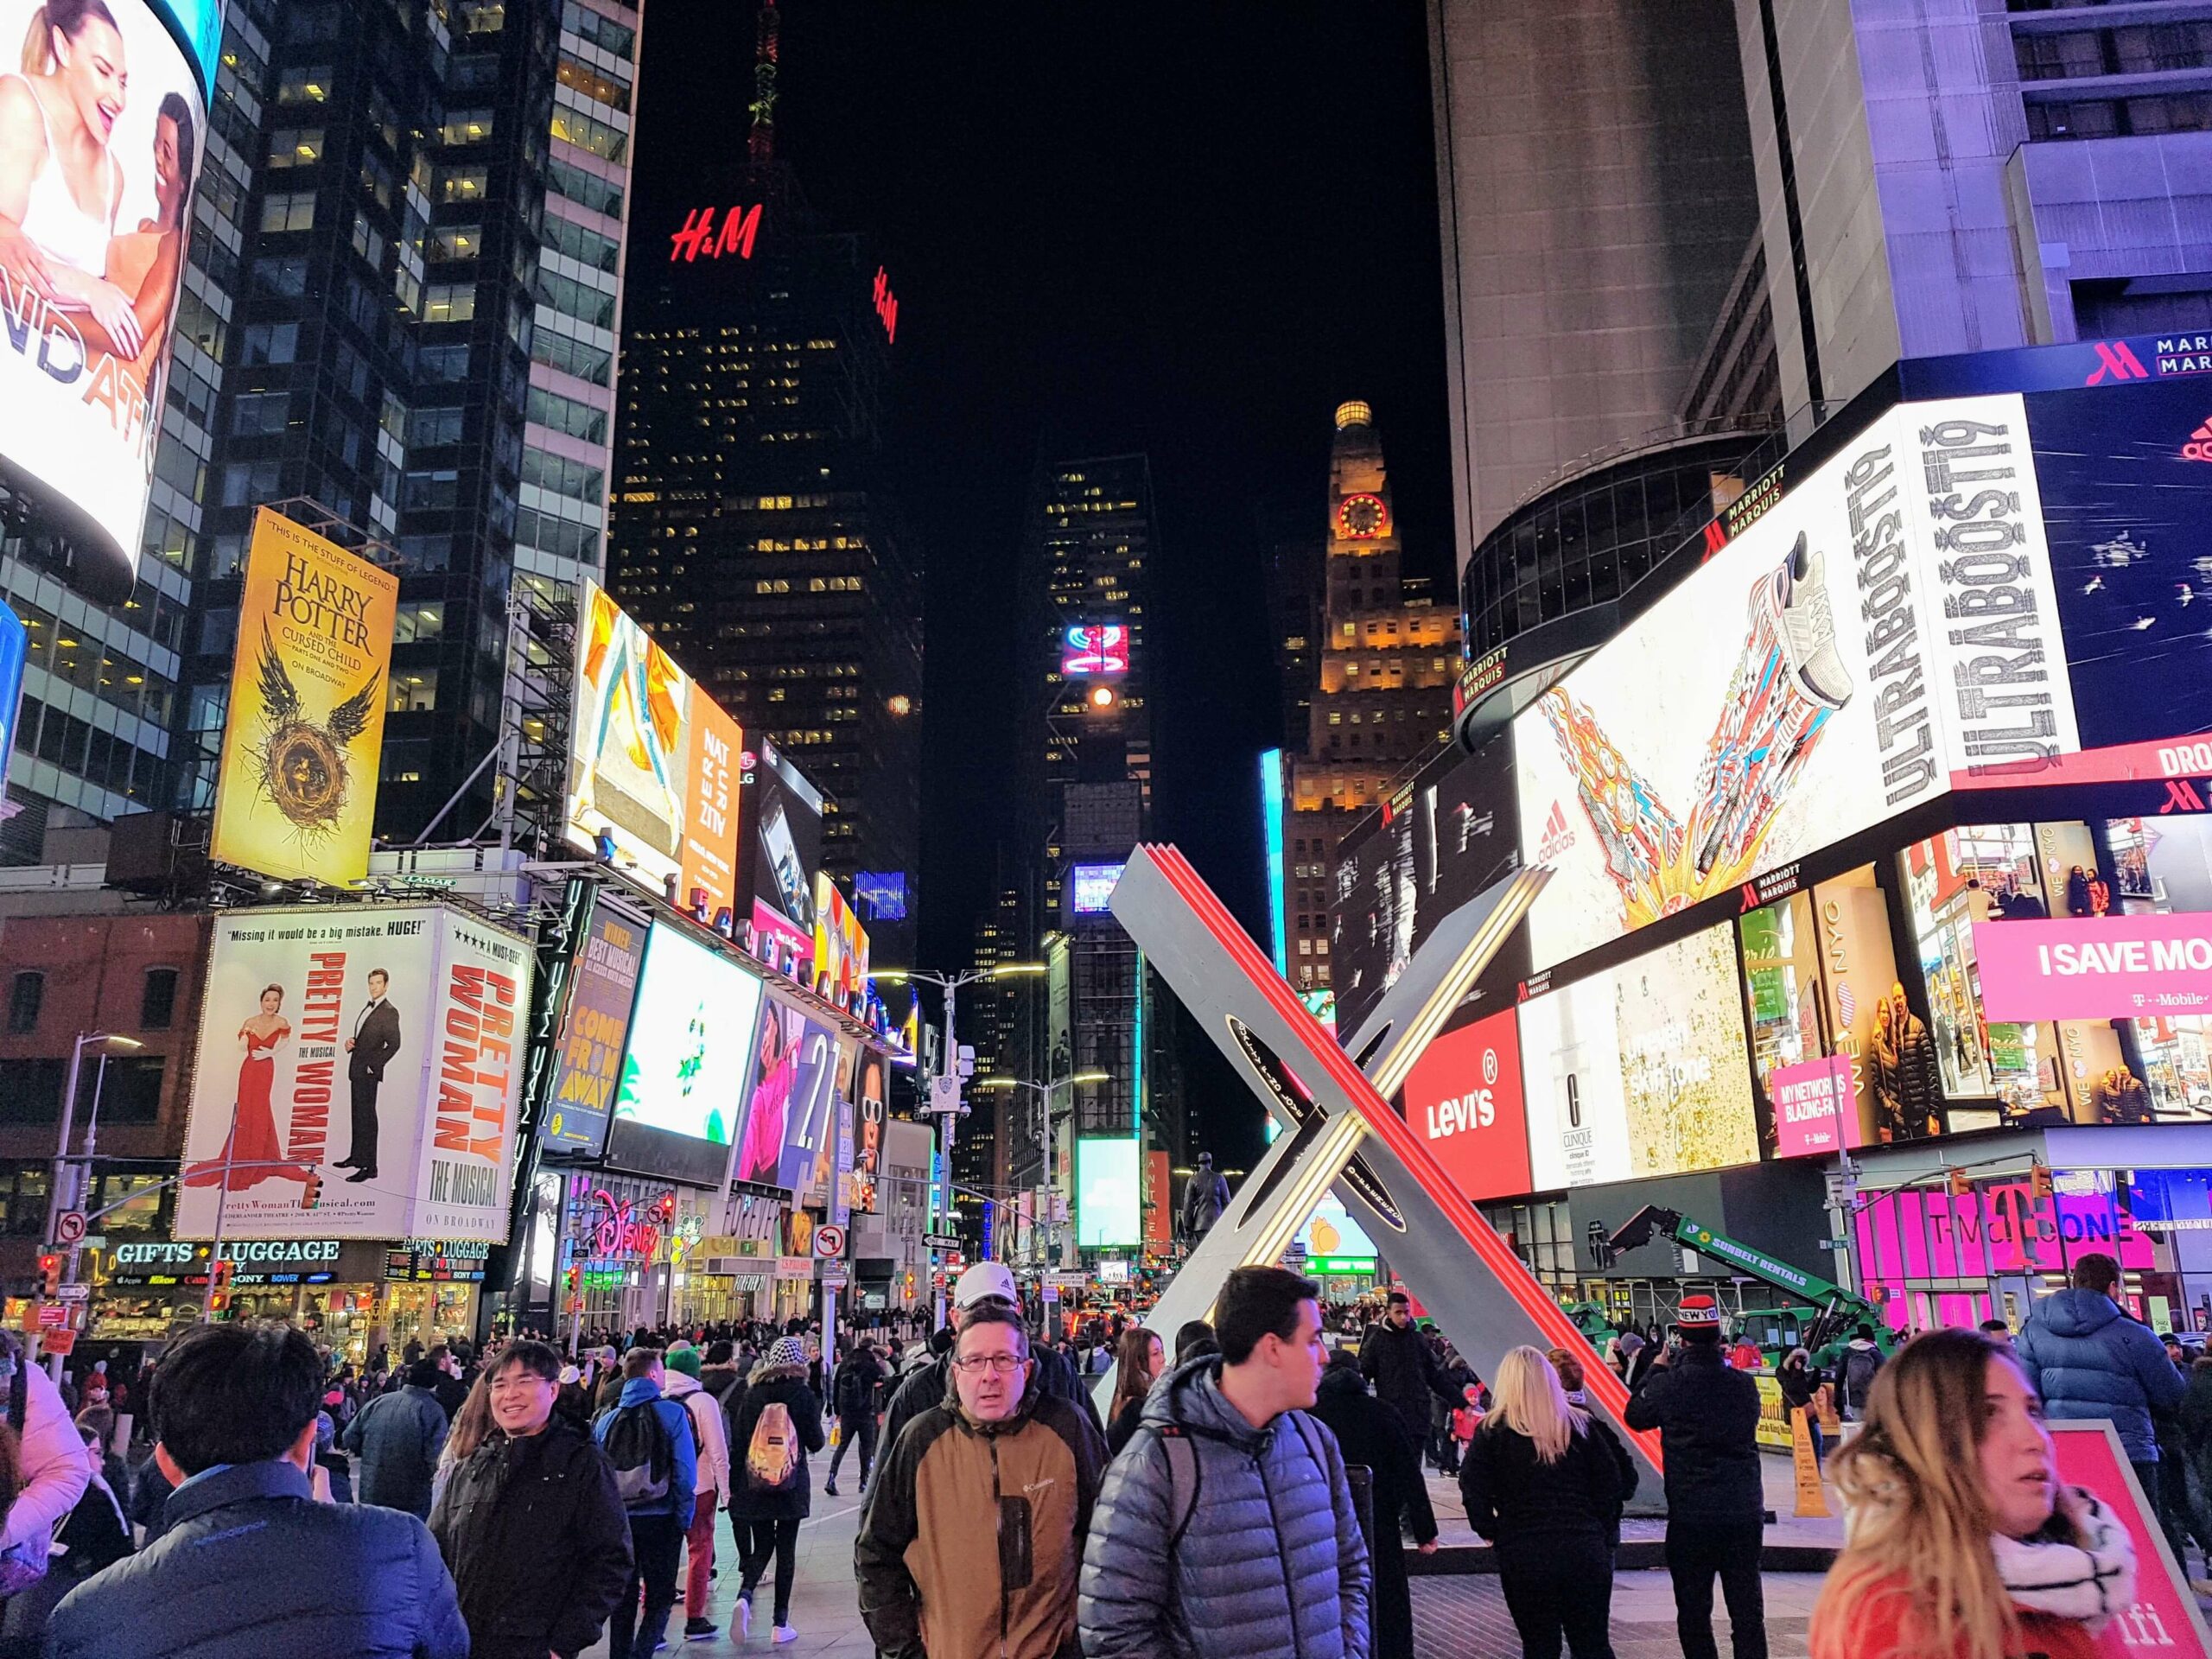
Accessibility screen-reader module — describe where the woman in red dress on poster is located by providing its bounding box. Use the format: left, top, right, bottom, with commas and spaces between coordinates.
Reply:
186, 983, 311, 1191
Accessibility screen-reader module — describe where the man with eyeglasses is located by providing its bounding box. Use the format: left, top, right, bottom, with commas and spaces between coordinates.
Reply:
881, 1262, 1103, 1460
856, 1304, 1106, 1659
429, 1338, 633, 1659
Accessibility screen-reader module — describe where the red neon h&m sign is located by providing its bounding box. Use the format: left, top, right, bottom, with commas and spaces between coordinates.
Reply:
671, 204, 764, 264
872, 265, 898, 343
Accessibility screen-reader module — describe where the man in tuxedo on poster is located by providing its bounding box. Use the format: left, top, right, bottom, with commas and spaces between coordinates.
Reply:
338, 969, 402, 1183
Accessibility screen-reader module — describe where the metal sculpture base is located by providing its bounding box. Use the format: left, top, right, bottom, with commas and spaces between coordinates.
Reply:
1109, 845, 1662, 1491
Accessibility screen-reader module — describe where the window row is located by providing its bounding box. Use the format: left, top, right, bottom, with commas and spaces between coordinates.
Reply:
7, 968, 178, 1033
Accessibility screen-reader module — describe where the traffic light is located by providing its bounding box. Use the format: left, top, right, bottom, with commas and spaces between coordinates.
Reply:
1947, 1167, 1974, 1198
209, 1257, 234, 1315
2030, 1162, 2055, 1202
36, 1255, 59, 1299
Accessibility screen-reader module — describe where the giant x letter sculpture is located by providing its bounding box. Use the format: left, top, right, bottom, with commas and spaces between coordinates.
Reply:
1113, 843, 1663, 1486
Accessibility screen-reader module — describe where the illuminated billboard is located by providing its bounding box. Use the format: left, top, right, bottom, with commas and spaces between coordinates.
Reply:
0, 0, 210, 601
733, 997, 837, 1199
1071, 862, 1124, 916
211, 510, 397, 887
1061, 624, 1129, 677
567, 581, 743, 902
742, 734, 824, 937
540, 893, 649, 1158
1077, 1137, 1140, 1248
176, 906, 533, 1243
854, 871, 907, 921
606, 923, 765, 1187
1516, 922, 1758, 1189
1404, 1008, 1531, 1203
0, 602, 25, 795
1516, 393, 2074, 972
811, 874, 869, 1007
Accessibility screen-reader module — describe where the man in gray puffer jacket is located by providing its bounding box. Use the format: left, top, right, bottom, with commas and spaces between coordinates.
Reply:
1078, 1266, 1370, 1659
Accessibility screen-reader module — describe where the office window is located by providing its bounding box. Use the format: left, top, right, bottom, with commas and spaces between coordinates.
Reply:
389, 670, 438, 712
251, 255, 308, 296
391, 603, 445, 643
423, 283, 477, 323
403, 468, 461, 510
429, 223, 482, 261
441, 109, 495, 144
139, 968, 179, 1031
439, 167, 489, 204
241, 321, 299, 365
550, 106, 626, 162
276, 65, 333, 105
259, 191, 316, 232
266, 127, 323, 168
409, 406, 464, 447
7, 972, 41, 1033
229, 391, 289, 436
420, 343, 471, 383
545, 156, 621, 218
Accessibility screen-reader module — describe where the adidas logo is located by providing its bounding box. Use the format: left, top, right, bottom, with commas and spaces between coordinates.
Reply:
2184, 420, 2212, 463
1536, 802, 1575, 865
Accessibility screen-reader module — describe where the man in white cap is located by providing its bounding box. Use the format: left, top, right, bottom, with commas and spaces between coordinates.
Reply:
1624, 1294, 1767, 1659
880, 1262, 1102, 1457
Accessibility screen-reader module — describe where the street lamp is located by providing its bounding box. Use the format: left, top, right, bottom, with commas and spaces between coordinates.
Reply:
871, 963, 1047, 1322
46, 1031, 142, 1378
979, 1070, 1110, 1270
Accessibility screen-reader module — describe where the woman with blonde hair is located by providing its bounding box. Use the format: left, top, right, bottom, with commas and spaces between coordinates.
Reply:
1459, 1344, 1625, 1657
1809, 1328, 2134, 1659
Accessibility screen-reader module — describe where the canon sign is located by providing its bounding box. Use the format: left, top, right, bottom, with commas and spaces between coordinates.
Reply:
1402, 1009, 1530, 1203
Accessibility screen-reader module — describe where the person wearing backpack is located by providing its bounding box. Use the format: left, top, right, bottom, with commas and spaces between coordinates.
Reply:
662, 1344, 731, 1643
1835, 1324, 1886, 1423
592, 1347, 696, 1659
823, 1340, 883, 1497
726, 1336, 824, 1645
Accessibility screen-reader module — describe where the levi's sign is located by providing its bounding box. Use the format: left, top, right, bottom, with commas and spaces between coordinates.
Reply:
1974, 916, 2212, 1020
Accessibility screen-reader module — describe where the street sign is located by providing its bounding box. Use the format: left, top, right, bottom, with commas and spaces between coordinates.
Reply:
820, 1268, 849, 1289
54, 1284, 88, 1302
813, 1224, 845, 1258
51, 1211, 85, 1246
35, 1302, 67, 1328
38, 1328, 73, 1356
928, 1077, 963, 1118
924, 1231, 963, 1249
1041, 1284, 1059, 1304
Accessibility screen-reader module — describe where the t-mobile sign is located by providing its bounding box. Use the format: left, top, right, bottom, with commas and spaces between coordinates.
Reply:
1974, 915, 2212, 1021
1403, 1008, 1530, 1203
1770, 1055, 1853, 1159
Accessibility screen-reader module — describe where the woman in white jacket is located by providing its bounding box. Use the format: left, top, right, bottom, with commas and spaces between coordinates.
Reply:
664, 1345, 732, 1642
0, 1342, 91, 1568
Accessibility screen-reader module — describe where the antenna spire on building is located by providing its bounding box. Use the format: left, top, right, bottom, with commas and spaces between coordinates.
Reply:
748, 0, 781, 163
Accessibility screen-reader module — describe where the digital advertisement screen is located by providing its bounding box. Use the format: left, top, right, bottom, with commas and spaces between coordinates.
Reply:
811, 874, 869, 1007
1061, 623, 1129, 676
0, 602, 25, 794
1517, 922, 1758, 1189
1071, 862, 1124, 916
1403, 1007, 1531, 1202
540, 893, 649, 1157
1516, 394, 2073, 972
0, 0, 208, 602
731, 998, 838, 1199
741, 734, 825, 935
606, 924, 765, 1187
1076, 1137, 1140, 1248
211, 510, 397, 887
176, 906, 533, 1243
1296, 1192, 1378, 1264
854, 871, 907, 921
566, 582, 745, 906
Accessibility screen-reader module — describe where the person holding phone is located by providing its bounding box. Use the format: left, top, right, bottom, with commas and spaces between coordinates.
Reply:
856, 1306, 1104, 1659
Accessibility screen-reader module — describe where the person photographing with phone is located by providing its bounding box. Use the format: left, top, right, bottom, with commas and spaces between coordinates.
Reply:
855, 1305, 1105, 1659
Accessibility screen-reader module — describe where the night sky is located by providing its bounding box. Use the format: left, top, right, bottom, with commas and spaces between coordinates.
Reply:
632, 4, 1454, 1166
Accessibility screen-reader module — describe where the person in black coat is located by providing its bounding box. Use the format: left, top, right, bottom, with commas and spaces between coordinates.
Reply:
1624, 1297, 1766, 1659
1313, 1355, 1438, 1659
1459, 1345, 1626, 1659
726, 1338, 826, 1638
429, 1341, 632, 1659
1357, 1293, 1463, 1467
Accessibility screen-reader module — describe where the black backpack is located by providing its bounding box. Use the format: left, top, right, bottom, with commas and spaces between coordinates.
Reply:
603, 1400, 673, 1508
836, 1359, 874, 1418
1840, 1345, 1884, 1417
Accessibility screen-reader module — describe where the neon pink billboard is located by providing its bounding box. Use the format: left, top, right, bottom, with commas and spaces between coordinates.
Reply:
1770, 1055, 1852, 1158
1973, 915, 2212, 1021
1853, 1179, 2155, 1283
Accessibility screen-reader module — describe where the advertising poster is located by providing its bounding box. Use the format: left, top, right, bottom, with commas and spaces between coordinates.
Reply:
605, 924, 764, 1188
541, 893, 648, 1156
677, 697, 741, 921
811, 873, 869, 1007
0, 0, 207, 601
849, 1049, 886, 1212
734, 998, 826, 1192
1402, 1007, 1531, 1202
1974, 914, 2212, 1023
1077, 1137, 1139, 1248
2047, 1423, 2212, 1654
211, 510, 398, 886
176, 906, 533, 1243
0, 602, 25, 793
1770, 1054, 1853, 1159
1518, 923, 1758, 1188
567, 581, 691, 889
830, 1093, 855, 1229
741, 734, 824, 934
778, 1010, 839, 1204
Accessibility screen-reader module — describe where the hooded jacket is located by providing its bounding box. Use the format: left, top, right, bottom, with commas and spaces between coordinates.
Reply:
592, 1375, 697, 1521
1077, 1356, 1371, 1659
664, 1370, 733, 1501
2015, 1288, 2185, 1463
1355, 1320, 1456, 1451
49, 1459, 467, 1659
428, 1415, 632, 1659
726, 1365, 825, 1521
855, 1374, 1105, 1659
344, 1383, 450, 1517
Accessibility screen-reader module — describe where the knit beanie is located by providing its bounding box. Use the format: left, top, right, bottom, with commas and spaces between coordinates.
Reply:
665, 1346, 702, 1379
767, 1336, 808, 1370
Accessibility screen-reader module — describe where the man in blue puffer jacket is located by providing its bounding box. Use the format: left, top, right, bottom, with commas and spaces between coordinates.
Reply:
50, 1322, 467, 1659
594, 1346, 696, 1659
1078, 1265, 1370, 1659
2016, 1251, 2184, 1497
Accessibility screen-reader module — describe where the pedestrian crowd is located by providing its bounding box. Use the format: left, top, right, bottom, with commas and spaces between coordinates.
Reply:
0, 1254, 2179, 1658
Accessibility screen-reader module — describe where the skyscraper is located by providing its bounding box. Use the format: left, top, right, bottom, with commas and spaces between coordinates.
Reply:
607, 19, 921, 957
1272, 404, 1460, 1006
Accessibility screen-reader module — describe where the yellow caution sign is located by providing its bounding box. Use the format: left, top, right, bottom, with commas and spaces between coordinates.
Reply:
1791, 1406, 1830, 1517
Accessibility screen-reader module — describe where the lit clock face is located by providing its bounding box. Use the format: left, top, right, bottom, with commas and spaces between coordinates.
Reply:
1338, 493, 1389, 539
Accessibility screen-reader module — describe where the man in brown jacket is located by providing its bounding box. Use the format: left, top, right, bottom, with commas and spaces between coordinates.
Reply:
855, 1305, 1105, 1659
